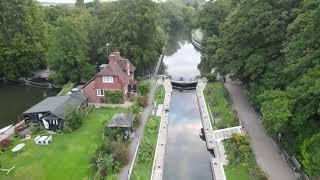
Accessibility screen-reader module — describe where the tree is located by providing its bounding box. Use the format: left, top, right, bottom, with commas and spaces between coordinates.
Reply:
47, 8, 95, 84
75, 0, 84, 7
91, 0, 164, 75
0, 0, 47, 79
301, 133, 320, 177
259, 90, 292, 135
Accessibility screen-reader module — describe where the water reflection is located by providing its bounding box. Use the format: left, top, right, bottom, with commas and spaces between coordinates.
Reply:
165, 29, 190, 56
0, 80, 60, 127
163, 91, 213, 180
163, 29, 201, 79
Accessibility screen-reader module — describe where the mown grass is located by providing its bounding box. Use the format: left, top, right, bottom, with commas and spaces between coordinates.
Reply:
0, 108, 121, 180
154, 85, 165, 104
224, 164, 250, 180
131, 115, 160, 180
204, 82, 238, 129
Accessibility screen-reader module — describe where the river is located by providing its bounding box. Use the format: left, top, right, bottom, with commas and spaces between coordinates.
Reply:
0, 79, 60, 128
162, 29, 213, 180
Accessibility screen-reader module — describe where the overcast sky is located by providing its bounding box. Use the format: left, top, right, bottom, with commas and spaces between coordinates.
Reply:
37, 0, 93, 3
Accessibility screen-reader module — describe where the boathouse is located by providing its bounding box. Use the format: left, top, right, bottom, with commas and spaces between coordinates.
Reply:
23, 92, 87, 131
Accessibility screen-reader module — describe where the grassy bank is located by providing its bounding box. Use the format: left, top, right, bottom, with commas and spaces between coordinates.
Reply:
204, 82, 238, 129
57, 82, 75, 96
0, 108, 121, 179
131, 115, 160, 180
223, 134, 267, 180
154, 85, 165, 104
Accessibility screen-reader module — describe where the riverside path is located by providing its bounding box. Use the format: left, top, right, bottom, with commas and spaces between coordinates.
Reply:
225, 82, 296, 180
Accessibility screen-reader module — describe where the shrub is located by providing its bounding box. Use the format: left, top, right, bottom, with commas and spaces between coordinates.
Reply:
133, 113, 142, 129
224, 134, 266, 179
111, 141, 129, 166
137, 81, 150, 96
206, 73, 217, 82
0, 139, 11, 150
104, 91, 123, 104
128, 101, 142, 114
104, 127, 124, 141
64, 108, 86, 132
137, 96, 148, 108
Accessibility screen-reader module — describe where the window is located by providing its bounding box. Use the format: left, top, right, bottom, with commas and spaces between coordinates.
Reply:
97, 89, 104, 96
102, 76, 113, 83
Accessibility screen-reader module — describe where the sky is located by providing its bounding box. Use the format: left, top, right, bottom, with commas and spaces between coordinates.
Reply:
37, 0, 94, 3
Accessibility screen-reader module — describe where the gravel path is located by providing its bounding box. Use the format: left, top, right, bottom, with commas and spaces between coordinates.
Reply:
224, 82, 296, 180
118, 53, 164, 180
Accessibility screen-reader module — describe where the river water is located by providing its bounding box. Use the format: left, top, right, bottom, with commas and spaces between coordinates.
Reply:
162, 29, 213, 180
0, 79, 60, 128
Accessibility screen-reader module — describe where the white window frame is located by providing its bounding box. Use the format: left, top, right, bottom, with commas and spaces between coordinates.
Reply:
96, 89, 104, 96
102, 76, 113, 83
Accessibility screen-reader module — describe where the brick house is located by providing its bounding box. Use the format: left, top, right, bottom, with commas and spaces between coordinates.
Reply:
82, 51, 136, 103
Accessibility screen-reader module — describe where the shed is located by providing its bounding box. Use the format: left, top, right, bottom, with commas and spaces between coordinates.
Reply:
23, 92, 88, 131
108, 113, 134, 128
108, 113, 134, 140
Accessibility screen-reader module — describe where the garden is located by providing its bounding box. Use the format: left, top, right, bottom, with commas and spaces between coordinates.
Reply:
0, 108, 122, 180
130, 84, 164, 179
204, 82, 238, 129
223, 134, 268, 180
131, 115, 160, 179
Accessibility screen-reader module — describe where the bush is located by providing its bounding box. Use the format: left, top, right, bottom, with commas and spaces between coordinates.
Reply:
137, 81, 150, 96
137, 96, 148, 108
64, 108, 86, 132
0, 139, 11, 150
133, 113, 142, 129
111, 141, 129, 166
224, 134, 267, 179
206, 73, 217, 82
128, 101, 142, 114
104, 91, 123, 104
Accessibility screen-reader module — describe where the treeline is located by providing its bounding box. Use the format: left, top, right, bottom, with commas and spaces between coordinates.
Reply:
199, 0, 320, 177
0, 0, 196, 84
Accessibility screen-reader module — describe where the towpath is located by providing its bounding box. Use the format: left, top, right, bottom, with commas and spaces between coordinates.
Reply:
118, 53, 164, 180
224, 82, 296, 180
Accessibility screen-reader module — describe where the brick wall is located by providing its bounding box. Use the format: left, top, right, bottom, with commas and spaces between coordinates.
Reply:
82, 75, 124, 103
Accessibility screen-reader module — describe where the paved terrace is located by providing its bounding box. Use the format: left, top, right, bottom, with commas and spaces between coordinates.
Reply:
151, 79, 172, 180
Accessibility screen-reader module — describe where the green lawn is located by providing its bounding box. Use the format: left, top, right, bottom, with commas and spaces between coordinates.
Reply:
224, 164, 250, 180
204, 82, 237, 129
154, 85, 165, 104
131, 115, 160, 180
0, 108, 121, 180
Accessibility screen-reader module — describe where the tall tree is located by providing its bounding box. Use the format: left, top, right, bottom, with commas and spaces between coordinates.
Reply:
47, 9, 95, 84
75, 0, 85, 7
91, 0, 164, 75
0, 0, 47, 79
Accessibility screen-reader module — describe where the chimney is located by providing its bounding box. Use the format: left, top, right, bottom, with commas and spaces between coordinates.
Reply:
113, 51, 120, 61
108, 54, 116, 64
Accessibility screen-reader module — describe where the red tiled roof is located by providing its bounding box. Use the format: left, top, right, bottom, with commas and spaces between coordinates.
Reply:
98, 62, 128, 83
118, 58, 136, 72
82, 52, 135, 89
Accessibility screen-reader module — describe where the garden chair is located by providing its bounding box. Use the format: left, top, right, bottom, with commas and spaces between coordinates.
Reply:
34, 135, 41, 144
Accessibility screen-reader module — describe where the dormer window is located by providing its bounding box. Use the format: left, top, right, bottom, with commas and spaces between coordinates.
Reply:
102, 76, 113, 83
